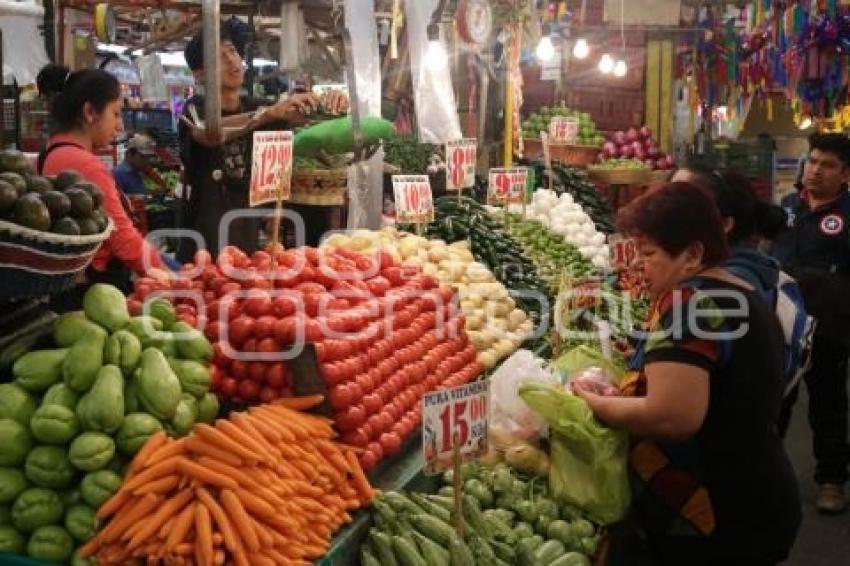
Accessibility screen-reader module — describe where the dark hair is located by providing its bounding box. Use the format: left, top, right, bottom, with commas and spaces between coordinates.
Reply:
184, 17, 249, 71
809, 133, 850, 167
37, 64, 121, 133
617, 182, 730, 266
678, 161, 787, 244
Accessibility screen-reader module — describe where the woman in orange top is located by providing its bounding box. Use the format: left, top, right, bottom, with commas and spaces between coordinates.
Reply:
36, 64, 170, 292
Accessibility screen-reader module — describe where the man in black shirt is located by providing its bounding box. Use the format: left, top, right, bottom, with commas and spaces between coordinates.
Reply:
177, 22, 346, 261
775, 133, 850, 514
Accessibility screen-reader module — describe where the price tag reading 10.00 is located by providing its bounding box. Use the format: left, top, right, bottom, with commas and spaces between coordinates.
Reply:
422, 381, 490, 475
488, 167, 529, 206
392, 175, 434, 224
445, 138, 477, 191
249, 131, 294, 207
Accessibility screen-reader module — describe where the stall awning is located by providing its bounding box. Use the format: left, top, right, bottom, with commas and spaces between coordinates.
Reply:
0, 1, 50, 86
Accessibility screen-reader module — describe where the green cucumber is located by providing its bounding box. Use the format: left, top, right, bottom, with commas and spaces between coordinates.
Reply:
391, 535, 427, 566
411, 531, 449, 566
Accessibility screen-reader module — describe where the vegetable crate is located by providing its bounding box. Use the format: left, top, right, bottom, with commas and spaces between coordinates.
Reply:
291, 169, 348, 206
523, 139, 599, 168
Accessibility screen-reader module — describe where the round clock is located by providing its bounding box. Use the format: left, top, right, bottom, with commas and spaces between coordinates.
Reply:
94, 3, 117, 44
457, 0, 493, 46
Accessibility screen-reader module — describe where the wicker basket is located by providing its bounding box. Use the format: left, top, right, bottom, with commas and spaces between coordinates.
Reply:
0, 217, 113, 299
587, 168, 653, 186
649, 169, 673, 185
523, 138, 600, 168
290, 168, 348, 206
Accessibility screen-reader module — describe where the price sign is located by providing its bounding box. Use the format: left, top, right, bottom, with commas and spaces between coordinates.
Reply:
249, 131, 293, 207
488, 167, 529, 206
393, 175, 434, 224
445, 138, 477, 191
423, 381, 490, 475
608, 233, 638, 268
549, 117, 579, 144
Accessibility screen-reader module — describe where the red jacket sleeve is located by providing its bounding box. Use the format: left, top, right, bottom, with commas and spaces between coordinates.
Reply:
82, 159, 163, 275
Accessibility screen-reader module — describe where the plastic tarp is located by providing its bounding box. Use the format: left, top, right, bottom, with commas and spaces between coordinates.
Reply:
0, 1, 49, 86
344, 1, 384, 230
403, 0, 462, 143
136, 54, 168, 101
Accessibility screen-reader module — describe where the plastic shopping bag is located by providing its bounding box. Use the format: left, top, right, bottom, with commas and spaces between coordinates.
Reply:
519, 383, 630, 525
554, 344, 626, 386
490, 350, 558, 444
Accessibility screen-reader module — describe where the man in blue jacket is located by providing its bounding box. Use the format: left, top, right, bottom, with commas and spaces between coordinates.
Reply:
774, 133, 850, 514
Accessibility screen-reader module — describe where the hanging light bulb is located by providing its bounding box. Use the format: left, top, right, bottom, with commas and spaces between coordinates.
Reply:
573, 37, 589, 59
425, 23, 448, 72
598, 53, 615, 74
613, 59, 627, 77
536, 24, 555, 62
799, 115, 814, 130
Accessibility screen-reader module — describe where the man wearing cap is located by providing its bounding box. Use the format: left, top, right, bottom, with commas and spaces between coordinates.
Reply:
114, 134, 159, 196
177, 19, 348, 261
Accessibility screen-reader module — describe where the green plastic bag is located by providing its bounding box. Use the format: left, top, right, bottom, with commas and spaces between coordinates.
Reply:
519, 383, 630, 525
554, 345, 626, 385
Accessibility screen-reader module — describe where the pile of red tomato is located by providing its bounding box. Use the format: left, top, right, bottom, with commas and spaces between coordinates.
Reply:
128, 244, 484, 471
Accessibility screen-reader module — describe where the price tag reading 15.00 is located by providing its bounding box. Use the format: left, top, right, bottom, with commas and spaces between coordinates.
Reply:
488, 167, 529, 206
446, 138, 477, 191
422, 381, 490, 475
249, 130, 293, 207
393, 175, 434, 224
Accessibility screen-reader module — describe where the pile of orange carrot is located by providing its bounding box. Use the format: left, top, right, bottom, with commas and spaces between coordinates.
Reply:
79, 395, 375, 566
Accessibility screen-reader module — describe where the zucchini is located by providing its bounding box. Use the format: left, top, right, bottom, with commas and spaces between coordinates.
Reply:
411, 531, 449, 566
369, 529, 398, 566
549, 552, 593, 566
489, 539, 516, 563
448, 535, 474, 566
381, 492, 426, 515
409, 492, 451, 523
425, 494, 455, 512
438, 486, 455, 498
391, 535, 427, 566
409, 513, 456, 547
533, 539, 567, 564
361, 544, 382, 566
462, 494, 493, 539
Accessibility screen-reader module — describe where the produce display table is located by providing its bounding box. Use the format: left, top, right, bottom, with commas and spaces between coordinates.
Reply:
318, 434, 436, 566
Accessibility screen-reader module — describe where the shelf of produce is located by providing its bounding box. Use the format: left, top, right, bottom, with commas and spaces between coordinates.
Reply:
318, 433, 438, 566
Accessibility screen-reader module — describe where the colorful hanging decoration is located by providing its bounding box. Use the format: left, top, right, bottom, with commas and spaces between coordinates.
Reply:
689, 0, 850, 121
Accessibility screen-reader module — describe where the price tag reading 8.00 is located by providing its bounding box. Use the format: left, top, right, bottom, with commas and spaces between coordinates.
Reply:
446, 139, 477, 191
422, 381, 490, 475
392, 175, 434, 224
488, 167, 529, 206
249, 131, 294, 207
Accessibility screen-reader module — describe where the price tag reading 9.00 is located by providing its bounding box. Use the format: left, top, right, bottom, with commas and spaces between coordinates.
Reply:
392, 175, 434, 224
249, 131, 294, 207
422, 381, 489, 475
488, 167, 529, 206
446, 139, 477, 191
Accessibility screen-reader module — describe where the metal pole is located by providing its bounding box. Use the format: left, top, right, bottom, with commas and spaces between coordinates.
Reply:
202, 0, 222, 141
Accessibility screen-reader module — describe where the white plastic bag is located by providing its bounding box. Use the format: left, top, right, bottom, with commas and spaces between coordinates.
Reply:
490, 349, 557, 444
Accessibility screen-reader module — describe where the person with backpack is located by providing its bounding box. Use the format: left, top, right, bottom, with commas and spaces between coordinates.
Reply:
671, 164, 814, 399
36, 64, 176, 297
771, 133, 850, 515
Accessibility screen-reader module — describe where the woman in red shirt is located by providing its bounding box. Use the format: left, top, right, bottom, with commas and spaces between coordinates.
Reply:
36, 64, 168, 291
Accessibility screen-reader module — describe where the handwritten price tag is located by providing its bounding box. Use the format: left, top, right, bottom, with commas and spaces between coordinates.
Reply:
446, 138, 477, 191
249, 131, 294, 207
393, 175, 434, 224
422, 381, 489, 475
549, 117, 579, 144
608, 233, 638, 268
488, 167, 529, 206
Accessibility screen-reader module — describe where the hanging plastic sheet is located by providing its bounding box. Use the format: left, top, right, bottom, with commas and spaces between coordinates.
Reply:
344, 1, 384, 229
280, 2, 306, 73
403, 0, 462, 143
136, 54, 168, 102
0, 1, 49, 86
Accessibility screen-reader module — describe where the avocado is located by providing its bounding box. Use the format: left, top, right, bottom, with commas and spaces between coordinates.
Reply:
27, 176, 54, 194
53, 170, 82, 191
91, 207, 108, 232
0, 181, 17, 214
64, 188, 94, 218
77, 217, 99, 235
52, 216, 81, 236
70, 181, 104, 207
40, 191, 71, 218
0, 149, 31, 174
0, 172, 27, 197
13, 193, 51, 231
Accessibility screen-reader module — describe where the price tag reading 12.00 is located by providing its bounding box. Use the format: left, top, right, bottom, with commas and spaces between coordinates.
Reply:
488, 167, 529, 206
422, 381, 490, 475
392, 175, 434, 224
445, 138, 477, 191
249, 131, 294, 207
